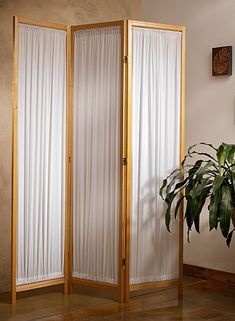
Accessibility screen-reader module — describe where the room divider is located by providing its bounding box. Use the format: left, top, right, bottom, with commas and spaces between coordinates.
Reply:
12, 16, 185, 304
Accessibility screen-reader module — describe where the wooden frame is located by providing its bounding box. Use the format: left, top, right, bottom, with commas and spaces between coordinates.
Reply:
68, 25, 74, 295
179, 24, 186, 296
130, 279, 179, 292
72, 277, 118, 290
125, 19, 132, 302
11, 16, 70, 303
17, 17, 67, 31
69, 20, 127, 303
119, 20, 129, 303
16, 278, 65, 293
12, 17, 185, 304
124, 20, 186, 300
12, 16, 19, 305
64, 24, 73, 295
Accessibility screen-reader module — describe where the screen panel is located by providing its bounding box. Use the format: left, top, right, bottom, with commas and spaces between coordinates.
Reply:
17, 24, 66, 285
130, 26, 181, 285
73, 26, 122, 284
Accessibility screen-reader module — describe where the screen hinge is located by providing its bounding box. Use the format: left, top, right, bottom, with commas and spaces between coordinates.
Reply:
122, 258, 126, 270
122, 158, 127, 166
123, 55, 128, 64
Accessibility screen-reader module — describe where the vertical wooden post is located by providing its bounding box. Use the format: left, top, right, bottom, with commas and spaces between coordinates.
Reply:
68, 26, 75, 294
118, 20, 128, 303
178, 26, 186, 297
11, 15, 19, 304
124, 19, 133, 303
64, 25, 72, 294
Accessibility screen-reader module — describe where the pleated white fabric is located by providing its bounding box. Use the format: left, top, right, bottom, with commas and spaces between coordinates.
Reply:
17, 25, 66, 285
73, 27, 121, 284
130, 27, 181, 285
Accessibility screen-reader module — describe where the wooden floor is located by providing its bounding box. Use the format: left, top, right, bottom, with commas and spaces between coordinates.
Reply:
0, 277, 235, 321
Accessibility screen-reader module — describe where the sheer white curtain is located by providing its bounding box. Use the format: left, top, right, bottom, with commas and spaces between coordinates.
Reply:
73, 27, 121, 284
17, 25, 66, 285
130, 27, 181, 284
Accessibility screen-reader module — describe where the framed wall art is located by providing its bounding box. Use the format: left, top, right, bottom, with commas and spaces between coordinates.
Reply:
212, 46, 232, 76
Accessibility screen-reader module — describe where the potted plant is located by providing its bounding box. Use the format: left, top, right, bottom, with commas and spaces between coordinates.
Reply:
160, 142, 235, 246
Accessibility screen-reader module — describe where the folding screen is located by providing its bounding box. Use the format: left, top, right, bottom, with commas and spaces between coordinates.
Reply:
12, 17, 70, 304
71, 22, 127, 300
12, 18, 185, 303
129, 23, 183, 291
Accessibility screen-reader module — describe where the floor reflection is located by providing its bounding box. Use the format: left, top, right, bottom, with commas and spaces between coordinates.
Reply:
0, 277, 235, 321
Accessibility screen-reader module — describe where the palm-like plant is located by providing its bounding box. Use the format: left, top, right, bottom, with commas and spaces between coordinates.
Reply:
160, 142, 235, 246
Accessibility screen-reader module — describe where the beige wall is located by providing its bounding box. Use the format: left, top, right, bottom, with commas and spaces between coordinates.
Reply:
140, 0, 235, 272
0, 0, 140, 293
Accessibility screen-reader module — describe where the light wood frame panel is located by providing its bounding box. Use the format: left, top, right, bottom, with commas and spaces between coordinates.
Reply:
72, 277, 118, 290
16, 277, 65, 293
12, 15, 19, 305
125, 20, 186, 301
17, 17, 68, 31
12, 17, 185, 304
130, 279, 179, 292
11, 16, 70, 303
70, 20, 128, 303
67, 25, 74, 295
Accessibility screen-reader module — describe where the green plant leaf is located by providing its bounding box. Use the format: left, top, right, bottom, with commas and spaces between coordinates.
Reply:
165, 205, 172, 232
226, 229, 235, 247
161, 141, 235, 246
166, 172, 184, 195
174, 195, 185, 219
189, 151, 218, 163
159, 168, 182, 199
217, 143, 231, 175
227, 145, 235, 164
165, 191, 177, 231
159, 178, 168, 198
232, 172, 235, 199
189, 178, 211, 199
185, 177, 211, 235
196, 161, 214, 178
194, 186, 211, 233
209, 189, 221, 230
174, 177, 188, 191
185, 199, 194, 231
194, 212, 200, 233
165, 191, 175, 204
188, 160, 204, 177
220, 185, 233, 238
230, 164, 235, 173
198, 142, 217, 151
185, 191, 199, 230
212, 176, 224, 195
